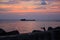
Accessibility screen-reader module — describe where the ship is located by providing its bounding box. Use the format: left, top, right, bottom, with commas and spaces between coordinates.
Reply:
20, 19, 36, 21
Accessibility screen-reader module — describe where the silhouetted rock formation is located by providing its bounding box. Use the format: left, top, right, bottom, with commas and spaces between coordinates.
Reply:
0, 28, 6, 36
54, 26, 60, 30
53, 27, 60, 40
7, 30, 20, 35
0, 26, 60, 40
31, 30, 52, 40
32, 30, 42, 33
31, 30, 44, 40
0, 28, 20, 36
48, 27, 53, 31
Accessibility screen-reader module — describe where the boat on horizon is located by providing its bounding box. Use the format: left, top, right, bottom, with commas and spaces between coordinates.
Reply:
20, 19, 36, 21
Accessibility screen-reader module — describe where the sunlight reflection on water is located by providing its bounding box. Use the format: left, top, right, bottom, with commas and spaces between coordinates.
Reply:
0, 21, 60, 33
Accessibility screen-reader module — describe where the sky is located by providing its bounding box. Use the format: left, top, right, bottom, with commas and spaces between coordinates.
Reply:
0, 0, 60, 20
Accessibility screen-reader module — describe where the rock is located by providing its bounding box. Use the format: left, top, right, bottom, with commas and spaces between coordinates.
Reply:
7, 30, 20, 35
48, 27, 53, 31
0, 28, 6, 36
32, 30, 42, 33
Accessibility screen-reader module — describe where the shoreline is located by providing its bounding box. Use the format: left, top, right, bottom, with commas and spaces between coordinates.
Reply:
0, 26, 60, 40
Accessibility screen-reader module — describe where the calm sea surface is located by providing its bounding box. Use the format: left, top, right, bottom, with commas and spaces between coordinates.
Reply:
0, 21, 60, 33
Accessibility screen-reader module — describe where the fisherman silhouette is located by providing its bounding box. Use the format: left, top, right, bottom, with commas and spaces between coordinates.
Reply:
41, 27, 46, 31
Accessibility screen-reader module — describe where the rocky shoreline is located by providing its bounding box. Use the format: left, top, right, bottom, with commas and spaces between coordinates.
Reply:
0, 26, 60, 40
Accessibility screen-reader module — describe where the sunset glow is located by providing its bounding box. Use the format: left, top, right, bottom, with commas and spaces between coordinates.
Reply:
0, 0, 60, 13
0, 0, 60, 20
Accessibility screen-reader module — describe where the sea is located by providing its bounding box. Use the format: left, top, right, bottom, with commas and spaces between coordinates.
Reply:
0, 20, 60, 33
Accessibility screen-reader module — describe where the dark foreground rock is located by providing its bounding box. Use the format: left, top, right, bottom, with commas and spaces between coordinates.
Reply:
6, 30, 20, 35
0, 29, 6, 36
0, 26, 60, 40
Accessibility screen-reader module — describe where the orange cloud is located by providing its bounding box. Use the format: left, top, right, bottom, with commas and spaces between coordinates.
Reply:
0, 1, 60, 13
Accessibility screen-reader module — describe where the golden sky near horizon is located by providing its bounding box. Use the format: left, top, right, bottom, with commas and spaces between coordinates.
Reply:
0, 0, 60, 13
